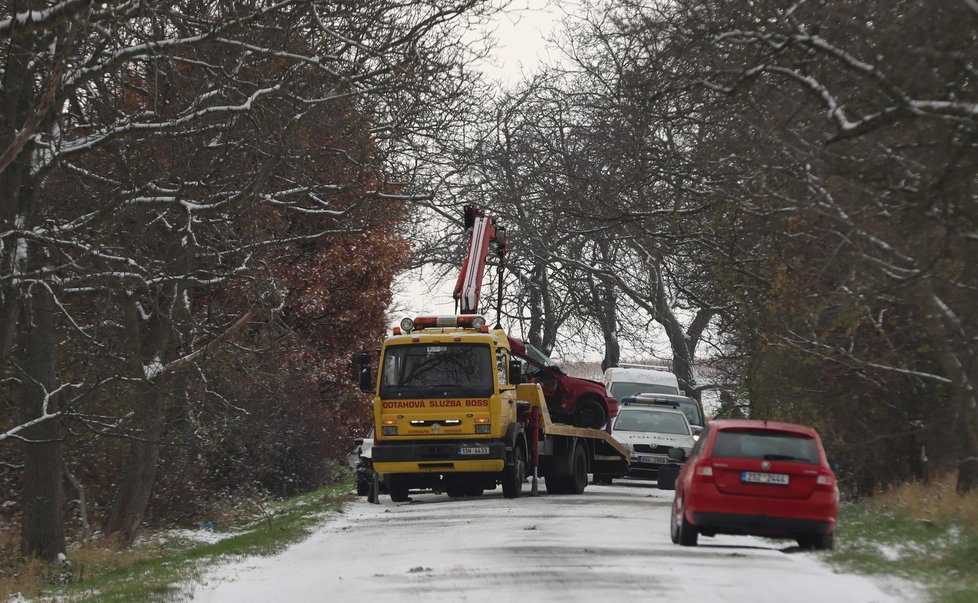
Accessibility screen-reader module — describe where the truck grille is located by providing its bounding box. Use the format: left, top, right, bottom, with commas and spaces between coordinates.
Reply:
409, 420, 461, 427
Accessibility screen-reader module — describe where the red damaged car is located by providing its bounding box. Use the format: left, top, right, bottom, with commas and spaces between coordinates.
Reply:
508, 337, 618, 430
669, 419, 838, 550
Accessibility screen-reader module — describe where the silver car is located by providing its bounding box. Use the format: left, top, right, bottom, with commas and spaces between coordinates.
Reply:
612, 406, 695, 480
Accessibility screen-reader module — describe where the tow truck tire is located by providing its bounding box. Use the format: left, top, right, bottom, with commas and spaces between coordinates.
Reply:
568, 444, 588, 494
543, 474, 566, 494
388, 475, 410, 502
545, 444, 588, 495
503, 443, 526, 499
572, 398, 607, 430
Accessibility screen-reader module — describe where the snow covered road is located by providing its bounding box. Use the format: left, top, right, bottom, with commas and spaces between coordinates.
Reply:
189, 479, 919, 602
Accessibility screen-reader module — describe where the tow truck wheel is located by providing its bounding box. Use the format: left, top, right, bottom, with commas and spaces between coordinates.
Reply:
543, 474, 567, 494
572, 398, 606, 430
545, 443, 588, 495
387, 475, 410, 502
568, 443, 588, 494
503, 442, 526, 499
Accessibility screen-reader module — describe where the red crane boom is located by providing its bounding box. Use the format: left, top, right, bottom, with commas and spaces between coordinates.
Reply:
453, 205, 507, 316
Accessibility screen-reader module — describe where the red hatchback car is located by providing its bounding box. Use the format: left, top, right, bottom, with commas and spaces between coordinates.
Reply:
669, 419, 838, 550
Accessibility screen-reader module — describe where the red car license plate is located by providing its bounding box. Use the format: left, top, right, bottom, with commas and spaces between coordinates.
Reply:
741, 471, 789, 485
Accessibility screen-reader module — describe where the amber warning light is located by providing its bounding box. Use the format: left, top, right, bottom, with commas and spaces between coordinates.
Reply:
394, 315, 488, 334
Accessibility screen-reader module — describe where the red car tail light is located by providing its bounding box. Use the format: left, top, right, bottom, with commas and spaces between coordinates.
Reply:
693, 462, 714, 481
815, 471, 836, 491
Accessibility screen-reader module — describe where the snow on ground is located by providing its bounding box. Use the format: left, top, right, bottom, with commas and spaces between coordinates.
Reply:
187, 480, 925, 603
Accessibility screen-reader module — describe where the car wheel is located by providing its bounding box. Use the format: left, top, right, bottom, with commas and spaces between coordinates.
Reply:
446, 485, 466, 498
503, 442, 526, 499
817, 533, 835, 550
669, 496, 681, 544
797, 533, 834, 550
572, 398, 607, 429
672, 496, 698, 546
355, 461, 373, 496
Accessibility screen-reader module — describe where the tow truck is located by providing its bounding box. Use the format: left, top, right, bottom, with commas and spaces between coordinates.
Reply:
353, 207, 629, 500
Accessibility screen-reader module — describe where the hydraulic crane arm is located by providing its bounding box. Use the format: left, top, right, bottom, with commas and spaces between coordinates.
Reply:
453, 205, 507, 316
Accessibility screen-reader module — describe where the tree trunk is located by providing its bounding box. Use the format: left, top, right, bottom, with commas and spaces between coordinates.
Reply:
908, 279, 978, 493
19, 284, 65, 560
103, 297, 172, 547
649, 254, 696, 397
102, 385, 165, 546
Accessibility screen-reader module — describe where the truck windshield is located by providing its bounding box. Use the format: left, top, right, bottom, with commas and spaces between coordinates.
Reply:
380, 343, 493, 398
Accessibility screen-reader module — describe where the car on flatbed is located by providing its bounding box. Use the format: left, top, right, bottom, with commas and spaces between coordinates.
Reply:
509, 337, 619, 430
610, 405, 695, 481
669, 419, 839, 550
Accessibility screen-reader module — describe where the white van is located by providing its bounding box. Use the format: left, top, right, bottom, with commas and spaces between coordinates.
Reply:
603, 364, 681, 400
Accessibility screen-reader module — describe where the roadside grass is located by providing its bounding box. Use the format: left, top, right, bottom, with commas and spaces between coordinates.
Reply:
0, 480, 353, 602
830, 473, 978, 603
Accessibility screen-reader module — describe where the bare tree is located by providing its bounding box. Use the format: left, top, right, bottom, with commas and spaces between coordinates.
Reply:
2, 0, 500, 554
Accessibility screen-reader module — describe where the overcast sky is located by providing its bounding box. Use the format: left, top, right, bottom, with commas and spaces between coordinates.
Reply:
475, 0, 570, 85
391, 2, 574, 317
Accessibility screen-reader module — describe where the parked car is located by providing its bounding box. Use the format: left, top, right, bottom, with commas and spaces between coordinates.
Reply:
609, 404, 695, 482
622, 393, 706, 431
508, 337, 619, 429
604, 364, 681, 399
669, 419, 838, 550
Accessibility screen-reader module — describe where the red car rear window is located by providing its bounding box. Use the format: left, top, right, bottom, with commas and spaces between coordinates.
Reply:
712, 430, 820, 464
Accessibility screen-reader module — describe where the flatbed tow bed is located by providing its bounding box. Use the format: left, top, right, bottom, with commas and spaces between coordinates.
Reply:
526, 387, 631, 491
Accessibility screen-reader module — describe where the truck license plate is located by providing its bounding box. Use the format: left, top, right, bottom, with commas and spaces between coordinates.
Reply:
742, 471, 789, 485
458, 446, 489, 456
637, 455, 667, 465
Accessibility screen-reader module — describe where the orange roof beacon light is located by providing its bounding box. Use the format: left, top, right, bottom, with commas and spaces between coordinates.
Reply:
398, 315, 488, 333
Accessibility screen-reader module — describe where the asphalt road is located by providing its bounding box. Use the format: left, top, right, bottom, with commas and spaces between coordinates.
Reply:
190, 478, 920, 603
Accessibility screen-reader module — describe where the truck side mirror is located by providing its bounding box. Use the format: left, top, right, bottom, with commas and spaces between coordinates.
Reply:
353, 352, 374, 393
508, 359, 523, 385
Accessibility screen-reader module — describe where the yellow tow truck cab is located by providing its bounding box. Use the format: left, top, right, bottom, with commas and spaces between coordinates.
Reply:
356, 315, 630, 501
